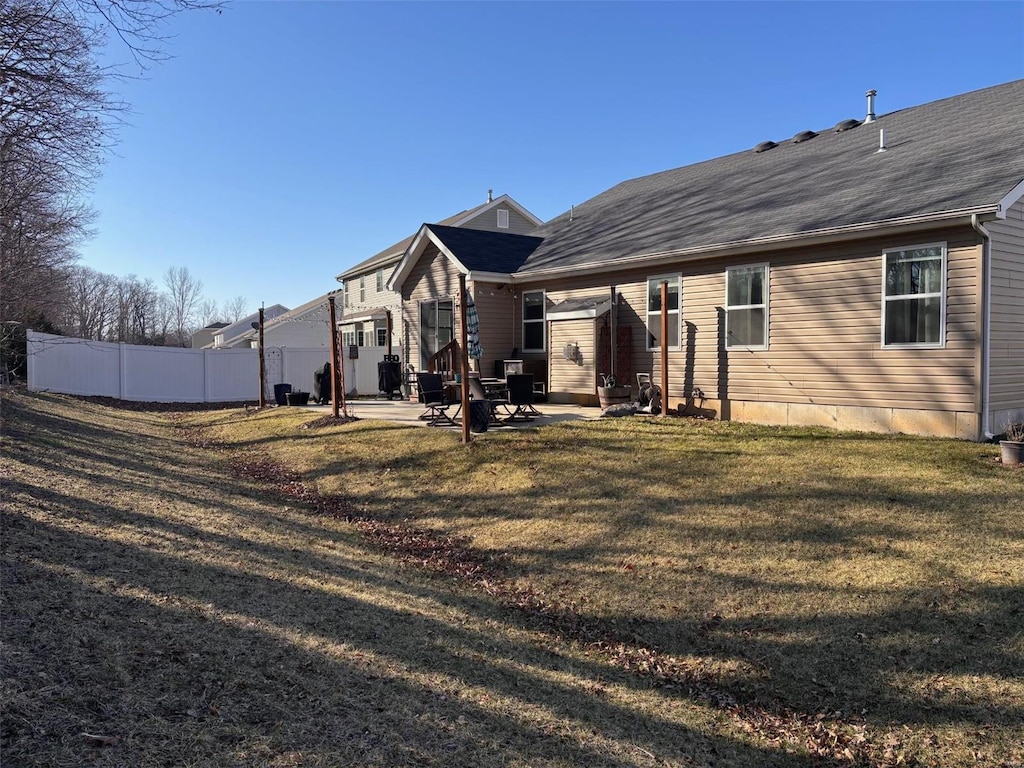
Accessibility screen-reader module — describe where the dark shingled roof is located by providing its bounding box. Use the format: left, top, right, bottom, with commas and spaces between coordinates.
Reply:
425, 224, 543, 273
520, 79, 1024, 273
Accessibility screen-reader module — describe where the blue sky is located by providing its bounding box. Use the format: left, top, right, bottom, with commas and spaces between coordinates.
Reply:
80, 1, 1024, 315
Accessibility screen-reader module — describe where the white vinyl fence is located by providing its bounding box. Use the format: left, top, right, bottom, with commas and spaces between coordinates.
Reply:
27, 331, 401, 402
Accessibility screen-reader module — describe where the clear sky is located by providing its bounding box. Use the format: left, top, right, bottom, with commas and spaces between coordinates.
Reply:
79, 0, 1024, 315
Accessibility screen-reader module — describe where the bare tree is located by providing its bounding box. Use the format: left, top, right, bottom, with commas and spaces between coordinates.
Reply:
223, 295, 248, 322
197, 297, 219, 325
61, 265, 117, 339
163, 265, 202, 345
0, 0, 220, 373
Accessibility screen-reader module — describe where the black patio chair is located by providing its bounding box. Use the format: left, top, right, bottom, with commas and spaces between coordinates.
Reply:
416, 372, 455, 425
504, 374, 539, 421
468, 376, 507, 425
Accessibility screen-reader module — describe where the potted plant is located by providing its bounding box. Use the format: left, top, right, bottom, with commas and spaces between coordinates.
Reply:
999, 421, 1024, 467
597, 373, 632, 410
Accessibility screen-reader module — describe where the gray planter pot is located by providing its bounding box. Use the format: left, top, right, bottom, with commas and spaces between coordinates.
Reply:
1000, 440, 1024, 467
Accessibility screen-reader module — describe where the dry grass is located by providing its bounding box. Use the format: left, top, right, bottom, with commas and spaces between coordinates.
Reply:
2, 390, 1022, 767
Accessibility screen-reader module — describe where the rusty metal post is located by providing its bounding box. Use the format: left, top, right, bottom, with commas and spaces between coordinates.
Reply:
328, 296, 340, 419
459, 274, 471, 444
257, 306, 266, 408
660, 281, 669, 417
385, 310, 393, 356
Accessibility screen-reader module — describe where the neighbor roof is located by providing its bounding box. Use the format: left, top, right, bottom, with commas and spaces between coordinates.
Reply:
519, 79, 1024, 274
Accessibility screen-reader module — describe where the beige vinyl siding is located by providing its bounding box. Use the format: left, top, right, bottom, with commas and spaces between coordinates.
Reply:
463, 207, 537, 236
549, 318, 597, 400
471, 282, 516, 377
987, 197, 1024, 420
520, 225, 982, 416
402, 244, 462, 371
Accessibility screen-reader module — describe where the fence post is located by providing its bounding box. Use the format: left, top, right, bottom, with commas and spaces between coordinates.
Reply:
119, 342, 127, 400
203, 349, 211, 402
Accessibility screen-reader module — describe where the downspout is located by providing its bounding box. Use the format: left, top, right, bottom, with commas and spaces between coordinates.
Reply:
971, 214, 993, 439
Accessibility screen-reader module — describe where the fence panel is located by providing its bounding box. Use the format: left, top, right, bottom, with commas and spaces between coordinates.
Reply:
27, 332, 121, 397
26, 331, 403, 402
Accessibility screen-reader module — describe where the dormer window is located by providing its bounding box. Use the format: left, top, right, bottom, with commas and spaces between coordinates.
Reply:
497, 208, 509, 229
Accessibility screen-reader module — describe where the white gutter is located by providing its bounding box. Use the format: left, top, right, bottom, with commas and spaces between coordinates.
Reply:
972, 213, 994, 439
515, 206, 999, 281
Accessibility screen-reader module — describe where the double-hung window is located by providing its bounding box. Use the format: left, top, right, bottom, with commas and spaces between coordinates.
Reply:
522, 290, 545, 352
882, 244, 945, 347
359, 276, 366, 303
646, 275, 681, 350
376, 268, 384, 292
725, 265, 768, 349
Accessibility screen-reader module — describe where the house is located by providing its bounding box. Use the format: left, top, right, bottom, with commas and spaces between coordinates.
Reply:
335, 192, 543, 357
190, 322, 228, 349
205, 305, 289, 349
389, 80, 1024, 440
224, 291, 342, 349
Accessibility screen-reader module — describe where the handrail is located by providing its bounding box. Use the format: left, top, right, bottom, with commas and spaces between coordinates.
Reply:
427, 339, 460, 376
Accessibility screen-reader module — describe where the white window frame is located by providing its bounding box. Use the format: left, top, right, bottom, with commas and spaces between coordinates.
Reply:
343, 286, 350, 308
881, 242, 946, 349
646, 274, 682, 352
376, 327, 387, 347
341, 330, 355, 347
497, 208, 510, 229
522, 289, 546, 352
359, 276, 365, 303
375, 268, 384, 292
725, 264, 769, 351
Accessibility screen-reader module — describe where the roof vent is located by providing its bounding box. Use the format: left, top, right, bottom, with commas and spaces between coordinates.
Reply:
754, 140, 778, 153
791, 130, 818, 144
864, 89, 877, 123
833, 118, 861, 132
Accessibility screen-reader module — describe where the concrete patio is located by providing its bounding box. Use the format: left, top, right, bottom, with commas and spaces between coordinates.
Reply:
286, 397, 603, 429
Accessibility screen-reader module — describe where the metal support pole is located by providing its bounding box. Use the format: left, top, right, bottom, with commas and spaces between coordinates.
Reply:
328, 296, 340, 419
257, 307, 266, 409
660, 281, 669, 417
459, 274, 471, 444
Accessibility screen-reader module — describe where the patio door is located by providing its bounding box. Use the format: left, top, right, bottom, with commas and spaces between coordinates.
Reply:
419, 299, 453, 368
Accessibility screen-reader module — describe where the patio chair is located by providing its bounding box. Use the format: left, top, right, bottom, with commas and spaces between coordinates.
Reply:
504, 374, 539, 421
468, 375, 507, 425
416, 372, 455, 425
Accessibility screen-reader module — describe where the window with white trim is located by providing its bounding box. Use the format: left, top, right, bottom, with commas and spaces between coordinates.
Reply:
359, 276, 365, 303
341, 330, 356, 347
376, 327, 387, 347
882, 243, 945, 347
646, 275, 681, 350
376, 268, 384, 292
343, 287, 350, 308
497, 208, 509, 229
522, 290, 545, 351
725, 265, 768, 349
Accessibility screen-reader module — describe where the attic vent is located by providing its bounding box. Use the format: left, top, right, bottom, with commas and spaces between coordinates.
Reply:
497, 208, 509, 228
833, 118, 861, 132
754, 140, 778, 153
791, 130, 818, 144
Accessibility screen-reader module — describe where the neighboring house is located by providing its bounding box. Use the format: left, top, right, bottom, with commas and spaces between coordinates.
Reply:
227, 291, 342, 349
190, 322, 229, 349
389, 80, 1024, 440
335, 192, 542, 357
206, 305, 289, 349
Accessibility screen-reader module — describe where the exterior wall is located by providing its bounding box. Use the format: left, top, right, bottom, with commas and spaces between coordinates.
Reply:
462, 206, 537, 236
549, 318, 598, 405
517, 224, 984, 438
471, 281, 516, 377
402, 244, 463, 371
340, 259, 403, 350
987, 197, 1024, 432
263, 317, 332, 348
